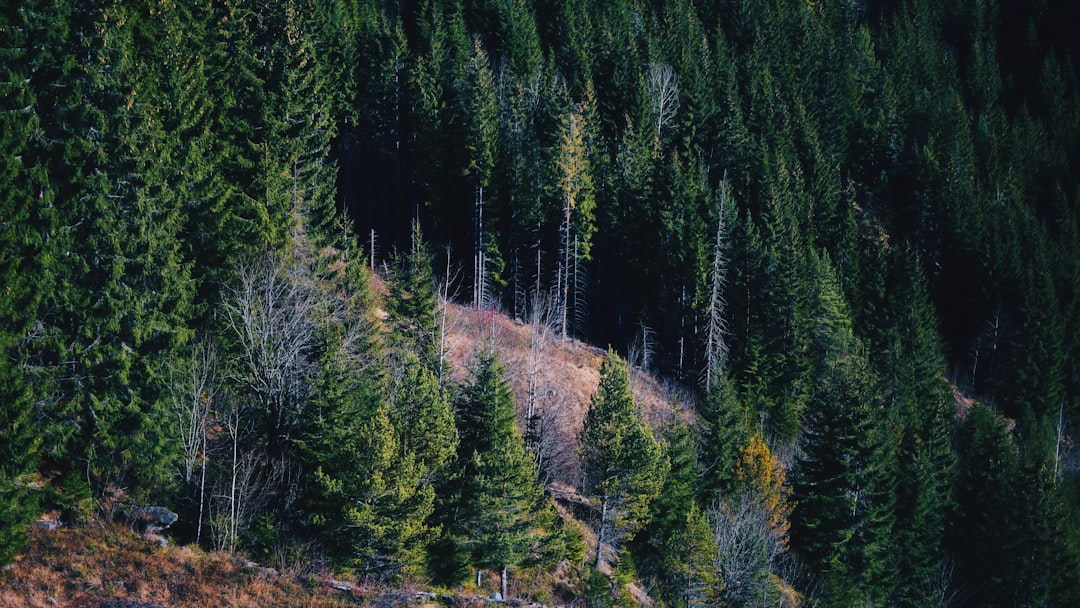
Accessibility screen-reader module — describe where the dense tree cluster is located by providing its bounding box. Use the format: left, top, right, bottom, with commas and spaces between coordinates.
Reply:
3, 0, 1080, 604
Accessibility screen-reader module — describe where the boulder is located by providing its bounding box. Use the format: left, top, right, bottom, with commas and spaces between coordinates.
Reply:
124, 506, 178, 535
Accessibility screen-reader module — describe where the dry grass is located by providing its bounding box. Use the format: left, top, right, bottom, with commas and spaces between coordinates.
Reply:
442, 301, 685, 488
0, 526, 365, 608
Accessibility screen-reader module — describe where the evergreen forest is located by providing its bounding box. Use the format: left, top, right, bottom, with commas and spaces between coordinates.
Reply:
3, 0, 1080, 605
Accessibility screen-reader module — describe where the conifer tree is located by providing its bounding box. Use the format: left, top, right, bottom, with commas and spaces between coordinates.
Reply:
633, 418, 705, 605
389, 352, 457, 483
580, 350, 668, 570
884, 251, 957, 607
554, 100, 595, 339
790, 253, 896, 604
22, 0, 194, 507
662, 503, 720, 608
451, 349, 556, 599
302, 253, 436, 581
455, 37, 500, 308
696, 376, 751, 500
0, 0, 46, 563
386, 220, 442, 374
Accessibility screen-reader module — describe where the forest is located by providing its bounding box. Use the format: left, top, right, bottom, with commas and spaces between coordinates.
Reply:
3, 0, 1080, 605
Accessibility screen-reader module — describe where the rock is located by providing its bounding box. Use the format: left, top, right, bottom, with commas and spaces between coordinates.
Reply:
124, 506, 178, 535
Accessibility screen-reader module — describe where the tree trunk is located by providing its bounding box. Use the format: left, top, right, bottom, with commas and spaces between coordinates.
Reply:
196, 432, 207, 545
501, 564, 508, 599
595, 497, 607, 570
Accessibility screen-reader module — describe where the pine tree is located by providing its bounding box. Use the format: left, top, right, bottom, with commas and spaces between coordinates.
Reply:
304, 300, 436, 582
696, 376, 751, 501
260, 0, 339, 253
388, 352, 457, 482
790, 253, 896, 604
553, 99, 595, 340
455, 38, 499, 308
0, 0, 46, 563
634, 418, 710, 606
451, 349, 555, 599
580, 350, 668, 570
662, 503, 720, 608
884, 251, 957, 607
22, 0, 195, 508
386, 220, 442, 374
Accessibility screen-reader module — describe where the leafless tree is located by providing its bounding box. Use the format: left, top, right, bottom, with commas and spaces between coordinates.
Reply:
648, 62, 680, 139
439, 246, 464, 385
703, 179, 731, 394
628, 319, 655, 386
209, 419, 266, 554
221, 252, 319, 454
711, 493, 775, 607
168, 340, 217, 545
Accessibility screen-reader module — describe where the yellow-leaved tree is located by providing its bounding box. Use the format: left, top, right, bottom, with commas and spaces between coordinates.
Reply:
712, 433, 795, 607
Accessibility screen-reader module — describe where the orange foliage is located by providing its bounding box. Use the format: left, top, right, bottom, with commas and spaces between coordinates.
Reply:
736, 434, 793, 552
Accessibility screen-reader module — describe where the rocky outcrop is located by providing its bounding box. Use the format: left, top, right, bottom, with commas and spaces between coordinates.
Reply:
123, 507, 178, 535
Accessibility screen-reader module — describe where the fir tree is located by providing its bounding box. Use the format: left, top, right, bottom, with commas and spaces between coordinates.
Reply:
580, 350, 668, 571
0, 0, 46, 563
451, 349, 555, 599
386, 220, 442, 374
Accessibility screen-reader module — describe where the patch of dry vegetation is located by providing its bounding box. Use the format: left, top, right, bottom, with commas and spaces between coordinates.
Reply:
442, 301, 687, 487
0, 526, 361, 608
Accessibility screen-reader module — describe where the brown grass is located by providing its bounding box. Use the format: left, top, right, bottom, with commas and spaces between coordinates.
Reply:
442, 301, 687, 488
0, 526, 366, 608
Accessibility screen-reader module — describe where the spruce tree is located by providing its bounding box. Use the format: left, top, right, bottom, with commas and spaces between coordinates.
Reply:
790, 253, 896, 604
304, 310, 435, 581
451, 349, 555, 599
662, 503, 720, 608
580, 350, 668, 571
0, 0, 46, 563
386, 220, 442, 374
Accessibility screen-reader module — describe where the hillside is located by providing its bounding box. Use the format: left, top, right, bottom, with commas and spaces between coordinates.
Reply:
4, 0, 1080, 605
0, 300, 671, 608
441, 299, 686, 486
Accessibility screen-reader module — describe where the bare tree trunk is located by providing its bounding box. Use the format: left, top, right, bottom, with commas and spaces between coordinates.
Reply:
559, 196, 571, 341
1056, 395, 1066, 478
704, 179, 731, 393
170, 341, 216, 545
648, 63, 680, 138
474, 174, 485, 310
197, 429, 207, 545
595, 497, 607, 570
228, 412, 240, 554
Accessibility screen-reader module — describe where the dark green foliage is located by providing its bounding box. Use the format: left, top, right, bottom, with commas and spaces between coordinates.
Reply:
2, 0, 1080, 600
628, 416, 699, 601
386, 221, 442, 373
790, 254, 897, 605
0, 0, 46, 563
580, 351, 668, 570
299, 246, 437, 581
447, 349, 559, 596
696, 377, 751, 500
950, 406, 1080, 608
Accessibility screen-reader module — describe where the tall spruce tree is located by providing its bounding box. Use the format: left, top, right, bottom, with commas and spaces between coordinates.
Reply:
0, 0, 47, 563
579, 350, 668, 571
301, 253, 436, 580
790, 253, 896, 605
451, 349, 557, 599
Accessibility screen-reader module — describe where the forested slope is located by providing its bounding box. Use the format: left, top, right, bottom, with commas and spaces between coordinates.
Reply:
3, 0, 1080, 606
